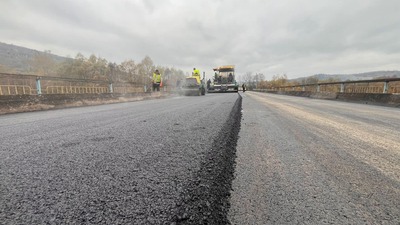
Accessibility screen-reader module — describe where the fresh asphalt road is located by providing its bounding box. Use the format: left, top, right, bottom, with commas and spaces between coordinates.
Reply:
0, 93, 241, 224
229, 91, 400, 225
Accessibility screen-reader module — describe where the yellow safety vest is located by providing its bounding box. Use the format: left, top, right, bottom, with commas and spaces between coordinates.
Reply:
153, 73, 162, 83
193, 69, 200, 76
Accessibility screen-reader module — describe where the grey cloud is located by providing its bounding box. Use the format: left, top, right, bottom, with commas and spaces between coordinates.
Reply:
1, 0, 400, 79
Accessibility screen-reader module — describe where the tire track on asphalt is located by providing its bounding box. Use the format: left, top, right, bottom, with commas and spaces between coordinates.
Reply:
249, 92, 400, 182
230, 93, 381, 224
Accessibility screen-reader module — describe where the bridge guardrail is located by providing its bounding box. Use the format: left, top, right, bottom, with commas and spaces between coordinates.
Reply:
0, 73, 154, 96
0, 85, 35, 95
261, 78, 400, 94
45, 86, 109, 94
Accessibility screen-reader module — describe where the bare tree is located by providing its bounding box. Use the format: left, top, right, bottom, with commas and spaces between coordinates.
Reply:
253, 73, 265, 88
120, 60, 138, 83
270, 74, 288, 87
302, 76, 319, 85
244, 72, 253, 84
139, 56, 154, 77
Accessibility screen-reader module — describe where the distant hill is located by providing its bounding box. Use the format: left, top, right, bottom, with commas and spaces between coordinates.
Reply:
0, 42, 68, 73
291, 71, 400, 83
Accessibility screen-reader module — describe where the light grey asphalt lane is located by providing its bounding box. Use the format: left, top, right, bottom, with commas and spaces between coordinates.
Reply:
0, 93, 240, 224
229, 92, 400, 225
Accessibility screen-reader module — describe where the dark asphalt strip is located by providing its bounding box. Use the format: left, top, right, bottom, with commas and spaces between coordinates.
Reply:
173, 94, 242, 225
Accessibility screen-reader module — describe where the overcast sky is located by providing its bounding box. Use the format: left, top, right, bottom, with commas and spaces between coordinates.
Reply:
1, 0, 400, 79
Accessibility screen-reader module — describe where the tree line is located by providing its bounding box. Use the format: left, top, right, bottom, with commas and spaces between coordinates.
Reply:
9, 50, 394, 90
8, 51, 186, 86
239, 73, 343, 90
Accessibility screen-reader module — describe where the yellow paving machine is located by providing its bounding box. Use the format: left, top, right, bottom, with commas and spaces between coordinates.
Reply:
208, 65, 239, 92
178, 73, 206, 96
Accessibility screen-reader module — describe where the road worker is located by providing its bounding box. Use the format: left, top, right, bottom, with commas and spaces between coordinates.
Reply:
192, 68, 201, 84
193, 68, 200, 76
152, 69, 162, 91
207, 79, 211, 89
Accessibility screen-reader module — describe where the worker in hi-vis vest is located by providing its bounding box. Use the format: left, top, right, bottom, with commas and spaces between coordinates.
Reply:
192, 68, 201, 84
152, 69, 162, 91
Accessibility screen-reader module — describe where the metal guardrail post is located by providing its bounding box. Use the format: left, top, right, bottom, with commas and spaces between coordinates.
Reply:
109, 83, 113, 93
383, 81, 389, 93
144, 85, 147, 93
340, 83, 345, 93
317, 84, 320, 92
36, 77, 42, 95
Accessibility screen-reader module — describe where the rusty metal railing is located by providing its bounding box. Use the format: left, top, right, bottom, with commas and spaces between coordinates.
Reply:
266, 78, 400, 94
0, 85, 35, 95
0, 73, 152, 96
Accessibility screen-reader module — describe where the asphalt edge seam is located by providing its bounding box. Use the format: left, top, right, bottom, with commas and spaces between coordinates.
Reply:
173, 93, 243, 224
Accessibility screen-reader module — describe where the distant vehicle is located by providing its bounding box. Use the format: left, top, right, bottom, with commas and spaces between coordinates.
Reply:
208, 65, 239, 92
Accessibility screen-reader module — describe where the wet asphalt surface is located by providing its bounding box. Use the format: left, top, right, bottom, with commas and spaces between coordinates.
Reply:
0, 93, 241, 224
229, 92, 400, 225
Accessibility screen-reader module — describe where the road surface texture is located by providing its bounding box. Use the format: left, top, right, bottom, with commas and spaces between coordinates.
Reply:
0, 93, 241, 224
229, 91, 400, 225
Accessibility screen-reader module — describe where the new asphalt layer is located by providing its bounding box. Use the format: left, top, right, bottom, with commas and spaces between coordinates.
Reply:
0, 93, 242, 224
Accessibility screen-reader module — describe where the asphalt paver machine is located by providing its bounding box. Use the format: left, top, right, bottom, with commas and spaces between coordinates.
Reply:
208, 65, 239, 92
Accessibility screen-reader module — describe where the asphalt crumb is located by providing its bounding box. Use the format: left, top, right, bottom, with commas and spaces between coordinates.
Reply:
173, 94, 242, 225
